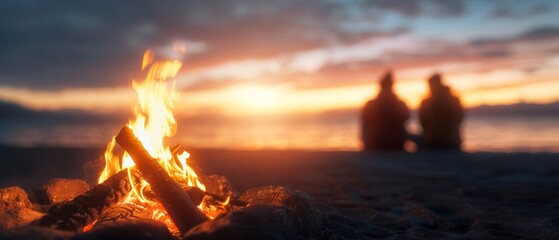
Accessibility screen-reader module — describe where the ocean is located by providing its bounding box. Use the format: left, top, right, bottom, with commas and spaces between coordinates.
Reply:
1, 114, 557, 153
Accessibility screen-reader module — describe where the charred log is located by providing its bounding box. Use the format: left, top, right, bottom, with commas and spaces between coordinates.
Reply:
33, 169, 142, 231
94, 202, 151, 227
115, 126, 208, 234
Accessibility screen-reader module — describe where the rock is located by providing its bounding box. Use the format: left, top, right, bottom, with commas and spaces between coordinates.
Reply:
0, 186, 45, 230
0, 186, 32, 211
239, 186, 323, 236
184, 205, 300, 240
74, 219, 173, 240
32, 179, 90, 204
0, 226, 73, 240
199, 174, 237, 198
0, 212, 19, 230
2, 208, 45, 228
402, 203, 456, 231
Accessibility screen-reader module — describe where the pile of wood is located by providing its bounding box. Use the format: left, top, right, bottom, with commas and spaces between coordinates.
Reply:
0, 127, 323, 239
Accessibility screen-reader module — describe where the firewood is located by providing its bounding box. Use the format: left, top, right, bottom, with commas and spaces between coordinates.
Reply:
33, 168, 142, 231
95, 202, 151, 227
115, 126, 208, 234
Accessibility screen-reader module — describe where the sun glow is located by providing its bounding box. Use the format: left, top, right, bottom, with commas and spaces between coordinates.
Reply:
231, 84, 282, 110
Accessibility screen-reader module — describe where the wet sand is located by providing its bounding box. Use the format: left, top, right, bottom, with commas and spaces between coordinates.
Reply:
0, 147, 557, 239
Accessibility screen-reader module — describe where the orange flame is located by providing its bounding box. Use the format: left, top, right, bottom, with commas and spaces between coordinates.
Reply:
98, 49, 217, 231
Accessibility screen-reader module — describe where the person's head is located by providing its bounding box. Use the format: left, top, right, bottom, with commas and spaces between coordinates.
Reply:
379, 70, 393, 91
428, 73, 446, 95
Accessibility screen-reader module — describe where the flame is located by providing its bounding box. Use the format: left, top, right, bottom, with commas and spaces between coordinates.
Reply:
98, 49, 221, 231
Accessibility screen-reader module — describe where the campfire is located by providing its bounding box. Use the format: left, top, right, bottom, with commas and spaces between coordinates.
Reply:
0, 50, 322, 239
95, 49, 231, 232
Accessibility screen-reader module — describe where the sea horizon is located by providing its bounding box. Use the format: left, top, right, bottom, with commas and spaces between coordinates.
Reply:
2, 114, 557, 153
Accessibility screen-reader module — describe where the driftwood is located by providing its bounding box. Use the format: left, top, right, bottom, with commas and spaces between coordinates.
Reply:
33, 168, 142, 231
115, 126, 208, 234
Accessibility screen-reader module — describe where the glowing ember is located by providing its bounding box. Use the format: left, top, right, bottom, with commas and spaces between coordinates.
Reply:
98, 50, 227, 231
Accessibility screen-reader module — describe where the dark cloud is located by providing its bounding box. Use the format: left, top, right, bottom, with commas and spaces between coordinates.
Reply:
489, 7, 517, 18
470, 25, 559, 46
489, 3, 553, 19
468, 102, 559, 117
0, 0, 470, 90
183, 78, 249, 92
363, 0, 466, 17
182, 24, 558, 92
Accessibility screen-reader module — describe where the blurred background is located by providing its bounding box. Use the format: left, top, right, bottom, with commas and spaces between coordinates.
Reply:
0, 0, 558, 152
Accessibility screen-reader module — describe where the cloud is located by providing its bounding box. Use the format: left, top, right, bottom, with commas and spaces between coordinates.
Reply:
489, 3, 553, 19
272, 25, 558, 90
362, 0, 466, 17
470, 25, 559, 47
178, 24, 558, 92
0, 0, 469, 90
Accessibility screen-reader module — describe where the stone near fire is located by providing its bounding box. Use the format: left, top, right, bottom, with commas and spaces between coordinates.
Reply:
0, 208, 45, 230
0, 213, 18, 230
183, 204, 300, 240
34, 169, 141, 231
0, 186, 45, 230
239, 186, 323, 236
32, 178, 90, 204
74, 219, 174, 240
0, 226, 73, 240
0, 186, 33, 211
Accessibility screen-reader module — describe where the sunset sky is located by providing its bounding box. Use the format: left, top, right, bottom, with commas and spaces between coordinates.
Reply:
1, 0, 558, 118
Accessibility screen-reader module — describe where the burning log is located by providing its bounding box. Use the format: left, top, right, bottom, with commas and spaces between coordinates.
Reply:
144, 185, 206, 206
33, 168, 142, 231
95, 203, 151, 227
115, 126, 208, 234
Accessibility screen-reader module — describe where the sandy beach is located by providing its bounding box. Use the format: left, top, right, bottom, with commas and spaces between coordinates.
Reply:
0, 147, 557, 239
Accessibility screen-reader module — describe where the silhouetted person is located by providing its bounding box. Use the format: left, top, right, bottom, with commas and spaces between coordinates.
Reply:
361, 71, 410, 151
419, 73, 463, 150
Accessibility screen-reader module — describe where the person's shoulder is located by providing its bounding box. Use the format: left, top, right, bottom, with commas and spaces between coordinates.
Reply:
363, 99, 376, 110
420, 97, 432, 105
396, 98, 409, 107
451, 95, 462, 105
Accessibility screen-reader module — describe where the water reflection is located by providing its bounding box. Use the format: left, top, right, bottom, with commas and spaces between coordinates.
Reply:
1, 116, 558, 152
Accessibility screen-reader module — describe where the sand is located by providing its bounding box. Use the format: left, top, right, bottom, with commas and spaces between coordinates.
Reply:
0, 147, 557, 239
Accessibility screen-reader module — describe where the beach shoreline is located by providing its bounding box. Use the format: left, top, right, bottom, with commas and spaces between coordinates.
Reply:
0, 147, 557, 239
